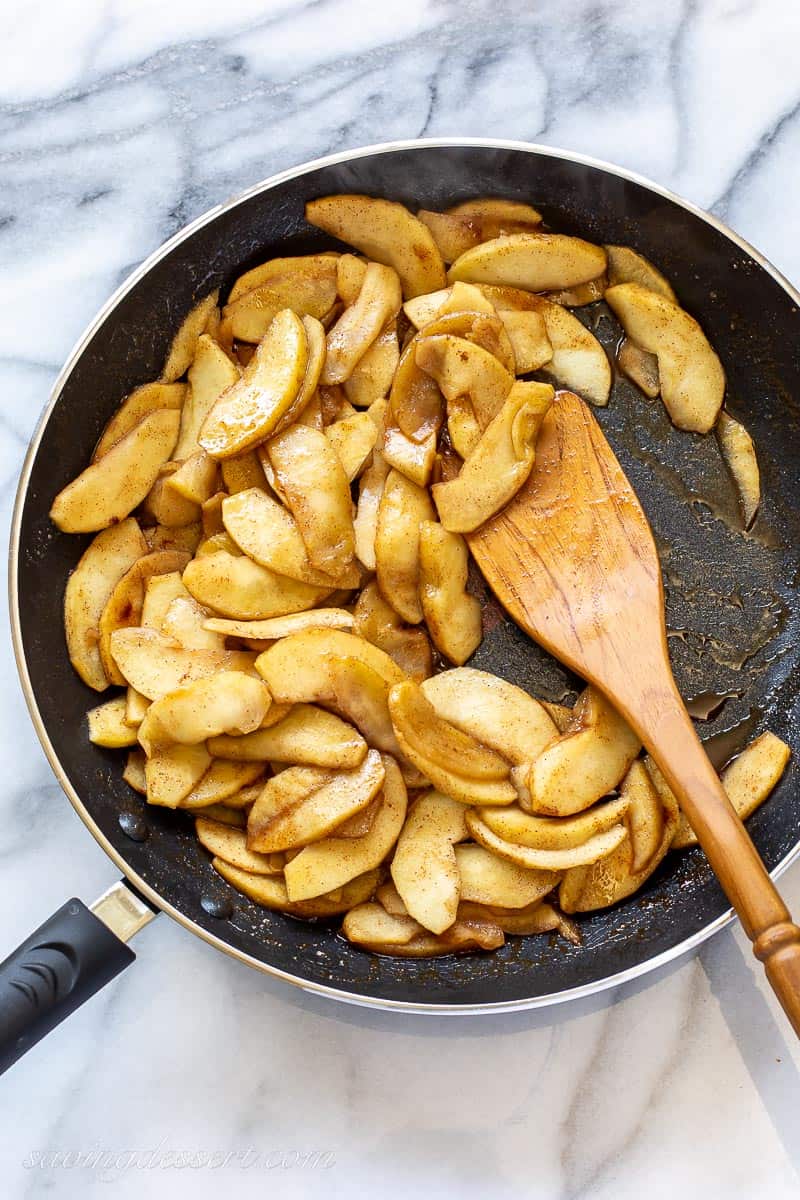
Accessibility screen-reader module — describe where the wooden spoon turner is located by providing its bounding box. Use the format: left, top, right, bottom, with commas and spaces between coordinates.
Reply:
469, 389, 800, 1034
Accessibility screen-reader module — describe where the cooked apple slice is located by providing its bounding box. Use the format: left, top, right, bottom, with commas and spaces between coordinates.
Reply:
604, 245, 677, 301
160, 290, 220, 382
137, 671, 271, 753
219, 451, 267, 496
477, 794, 630, 852
109, 627, 255, 700
717, 411, 760, 527
353, 580, 433, 682
222, 488, 358, 588
214, 858, 378, 917
415, 334, 513, 430
195, 818, 282, 875
466, 899, 578, 939
388, 336, 445, 442
51, 410, 180, 533
322, 262, 402, 384
140, 570, 190, 625
160, 596, 226, 652
93, 382, 186, 460
163, 450, 218, 505
145, 743, 212, 808
343, 322, 400, 408
98, 549, 190, 685
535, 300, 612, 406
617, 338, 660, 397
144, 523, 203, 555
448, 198, 542, 224
223, 255, 338, 341
418, 208, 540, 264
466, 809, 627, 870
195, 532, 243, 558
391, 792, 468, 933
541, 701, 573, 732
199, 309, 308, 457
418, 523, 482, 665
335, 795, 381, 839
183, 551, 330, 620
342, 901, 504, 955
389, 680, 511, 783
382, 424, 437, 487
283, 754, 406, 899
247, 749, 385, 852
87, 696, 139, 748
619, 759, 663, 872
174, 336, 241, 460
140, 464, 201, 528
497, 309, 553, 373
421, 668, 559, 766
336, 254, 368, 305
417, 309, 516, 374
374, 469, 435, 624
200, 492, 226, 536
433, 381, 553, 533
195, 803, 249, 827
64, 518, 148, 691
528, 687, 640, 816
208, 704, 367, 768
228, 252, 339, 306
403, 282, 495, 328
449, 233, 606, 292
306, 194, 446, 299
353, 449, 390, 571
605, 283, 725, 432
203, 609, 354, 640
181, 760, 265, 809
267, 424, 355, 575
671, 731, 790, 850
545, 276, 607, 307
455, 844, 558, 908
325, 410, 379, 480
123, 749, 147, 794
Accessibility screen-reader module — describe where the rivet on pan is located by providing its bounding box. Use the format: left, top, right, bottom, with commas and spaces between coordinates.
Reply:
201, 895, 234, 920
118, 812, 149, 843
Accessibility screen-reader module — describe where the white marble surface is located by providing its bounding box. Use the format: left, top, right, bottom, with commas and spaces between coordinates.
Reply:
2, 1, 800, 1196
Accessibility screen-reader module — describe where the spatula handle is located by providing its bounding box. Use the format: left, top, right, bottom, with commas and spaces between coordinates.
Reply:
624, 678, 800, 1036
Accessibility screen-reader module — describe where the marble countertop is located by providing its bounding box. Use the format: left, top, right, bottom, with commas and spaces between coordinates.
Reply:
3, 1, 800, 1196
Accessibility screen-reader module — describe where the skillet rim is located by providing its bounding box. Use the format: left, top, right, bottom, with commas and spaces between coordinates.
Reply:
9, 135, 800, 1015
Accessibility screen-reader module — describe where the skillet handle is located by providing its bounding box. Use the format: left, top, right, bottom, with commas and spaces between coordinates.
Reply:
0, 883, 154, 1074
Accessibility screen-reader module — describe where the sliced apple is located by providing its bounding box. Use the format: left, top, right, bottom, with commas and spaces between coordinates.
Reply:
160, 290, 220, 383
375, 468, 435, 624
343, 322, 399, 408
98, 549, 190, 685
496, 309, 553, 373
421, 668, 559, 765
228, 253, 339, 306
415, 334, 513, 430
160, 596, 226, 652
183, 551, 329, 620
140, 465, 201, 528
391, 791, 468, 933
219, 450, 267, 496
403, 282, 493, 329
604, 245, 677, 302
536, 300, 612, 406
353, 580, 433, 682
145, 743, 212, 808
51, 410, 180, 533
181, 760, 266, 809
353, 449, 390, 571
144, 523, 202, 555
224, 256, 338, 342
717, 411, 760, 528
322, 262, 402, 385
455, 844, 558, 908
418, 207, 541, 264
325, 410, 379, 481
618, 338, 660, 397
477, 794, 630, 852
382, 424, 437, 487
214, 858, 378, 917
64, 518, 148, 691
283, 754, 407, 899
203, 609, 354, 641
447, 197, 542, 224
418, 522, 482, 665
137, 671, 271, 753
109, 626, 255, 700
201, 491, 226, 536
417, 309, 516, 375
388, 679, 511, 784
342, 901, 503, 955
449, 233, 606, 292
466, 809, 627, 871
93, 382, 186, 460
620, 759, 663, 872
605, 283, 725, 432
123, 749, 147, 794
209, 704, 367, 769
195, 818, 282, 875
433, 380, 553, 533
389, 336, 444, 442
87, 696, 139, 748
174, 335, 240, 459
546, 276, 607, 307
305, 194, 446, 299
163, 450, 218, 506
336, 254, 368, 305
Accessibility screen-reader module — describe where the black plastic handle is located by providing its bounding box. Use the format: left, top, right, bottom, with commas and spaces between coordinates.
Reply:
0, 898, 136, 1074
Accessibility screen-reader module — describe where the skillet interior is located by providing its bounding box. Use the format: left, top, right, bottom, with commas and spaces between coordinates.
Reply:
14, 143, 800, 1008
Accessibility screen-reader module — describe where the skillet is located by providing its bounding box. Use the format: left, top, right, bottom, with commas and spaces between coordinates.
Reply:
4, 138, 800, 1073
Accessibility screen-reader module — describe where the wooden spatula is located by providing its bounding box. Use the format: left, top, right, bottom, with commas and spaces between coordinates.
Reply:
469, 389, 800, 1034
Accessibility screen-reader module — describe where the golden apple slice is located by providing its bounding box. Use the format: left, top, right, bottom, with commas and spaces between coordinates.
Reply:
51, 410, 180, 533
208, 703, 367, 768
375, 469, 435, 624
353, 580, 433, 682
145, 743, 212, 808
198, 309, 308, 457
64, 518, 148, 691
498, 309, 553, 373
391, 792, 468, 933
224, 256, 338, 342
617, 338, 660, 397
389, 336, 444, 442
195, 532, 242, 558
267, 424, 355, 575
181, 760, 265, 809
284, 754, 407, 899
605, 283, 725, 432
418, 523, 482, 665
448, 198, 542, 223
109, 627, 256, 700
432, 381, 553, 533
620, 759, 663, 872
542, 701, 573, 732
123, 750, 147, 794
305, 194, 446, 299
175, 335, 241, 459
417, 209, 540, 264
414, 334, 513, 430
343, 322, 399, 408
449, 233, 606, 291
144, 523, 202, 555
160, 596, 226, 652
164, 450, 218, 505
322, 262, 402, 384
528, 686, 640, 816
671, 731, 790, 850
537, 300, 611, 406
137, 671, 271, 753
183, 551, 330, 619
325, 410, 379, 480
160, 290, 220, 382
203, 609, 354, 640
604, 245, 677, 302
125, 688, 149, 727
421, 668, 558, 765
717, 411, 760, 527
336, 795, 381, 839
417, 309, 516, 374
195, 818, 282, 875
220, 450, 268, 495
140, 464, 201, 528
195, 803, 249, 827
455, 844, 558, 908
342, 902, 504, 955
98, 549, 190, 685
141, 570, 190, 625
87, 696, 139, 748
353, 449, 390, 570
214, 858, 378, 916
382, 425, 437, 487
466, 810, 627, 870
93, 382, 186, 460
477, 796, 629, 855
403, 282, 495, 328
247, 748, 385, 852
336, 254, 367, 305
228, 253, 339, 306
388, 680, 510, 782
468, 899, 579, 939
222, 487, 358, 588
545, 277, 607, 307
